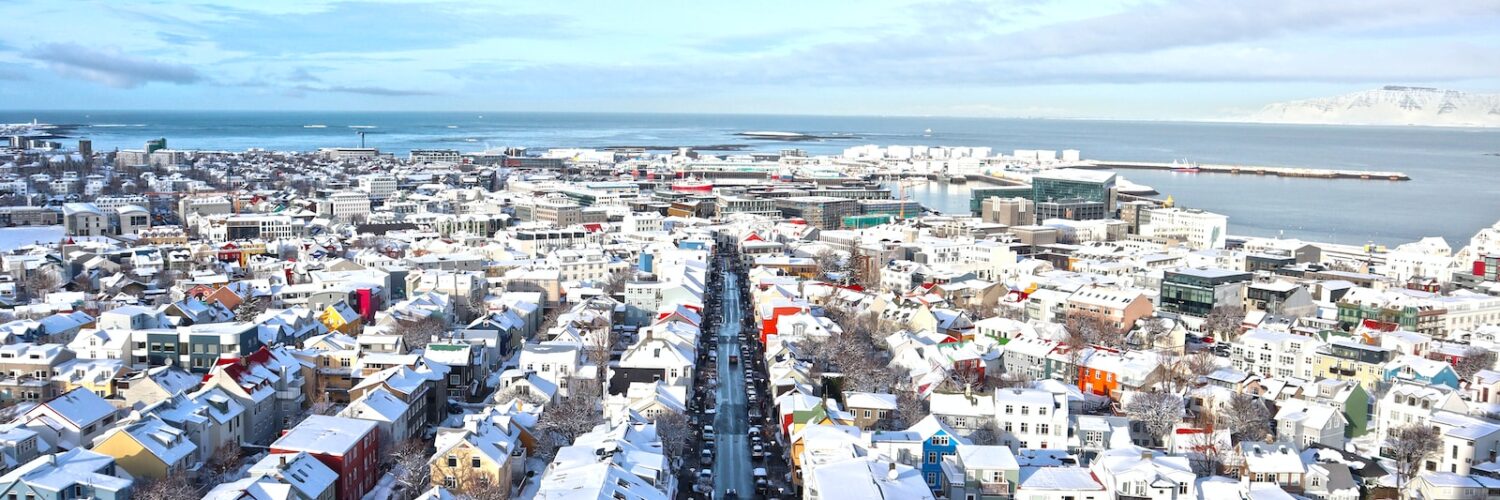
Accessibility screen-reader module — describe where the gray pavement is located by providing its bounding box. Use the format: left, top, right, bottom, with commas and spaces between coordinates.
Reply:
713, 267, 754, 498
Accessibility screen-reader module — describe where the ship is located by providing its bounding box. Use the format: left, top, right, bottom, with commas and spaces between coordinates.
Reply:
671, 178, 714, 192
1171, 160, 1201, 173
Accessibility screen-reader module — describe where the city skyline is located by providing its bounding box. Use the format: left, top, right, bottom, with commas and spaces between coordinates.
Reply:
0, 0, 1497, 119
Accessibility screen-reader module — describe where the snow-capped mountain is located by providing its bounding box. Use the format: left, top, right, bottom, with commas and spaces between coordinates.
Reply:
1248, 86, 1500, 127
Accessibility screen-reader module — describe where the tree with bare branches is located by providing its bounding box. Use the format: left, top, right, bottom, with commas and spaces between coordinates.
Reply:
19, 271, 60, 302
1203, 305, 1245, 341
234, 296, 267, 321
132, 467, 200, 500
205, 443, 245, 483
392, 315, 448, 351
1387, 424, 1440, 499
893, 390, 928, 429
1125, 392, 1182, 447
1222, 392, 1271, 444
1456, 347, 1497, 380
389, 437, 434, 497
531, 378, 604, 462
653, 411, 693, 467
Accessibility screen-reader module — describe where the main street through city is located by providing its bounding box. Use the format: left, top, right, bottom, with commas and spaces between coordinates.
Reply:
712, 263, 754, 498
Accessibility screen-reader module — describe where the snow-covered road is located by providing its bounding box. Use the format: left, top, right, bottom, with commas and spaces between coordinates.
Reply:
713, 266, 754, 498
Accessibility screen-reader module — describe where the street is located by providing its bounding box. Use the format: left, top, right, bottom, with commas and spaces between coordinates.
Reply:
713, 267, 754, 498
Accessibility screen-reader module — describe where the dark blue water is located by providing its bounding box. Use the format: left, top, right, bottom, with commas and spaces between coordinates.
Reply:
3, 111, 1497, 245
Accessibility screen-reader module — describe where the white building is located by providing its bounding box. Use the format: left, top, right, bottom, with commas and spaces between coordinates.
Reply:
1141, 207, 1228, 250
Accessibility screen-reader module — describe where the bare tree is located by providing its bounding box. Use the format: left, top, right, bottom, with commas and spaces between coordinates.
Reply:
1456, 347, 1497, 380
19, 271, 60, 302
1222, 392, 1271, 444
1125, 392, 1182, 447
1387, 424, 1440, 498
531, 378, 604, 461
132, 467, 200, 500
893, 390, 928, 429
389, 437, 433, 498
1202, 305, 1245, 341
392, 316, 448, 351
991, 371, 1034, 389
451, 467, 508, 500
603, 267, 633, 296
653, 411, 693, 467
205, 443, 245, 483
967, 421, 1001, 446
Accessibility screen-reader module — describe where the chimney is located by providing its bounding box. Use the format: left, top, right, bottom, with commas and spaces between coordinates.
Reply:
279, 454, 288, 468
1140, 450, 1153, 462
887, 462, 898, 481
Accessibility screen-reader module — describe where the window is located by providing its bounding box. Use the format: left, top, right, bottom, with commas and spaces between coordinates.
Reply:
447, 456, 457, 467
927, 452, 937, 464
472, 457, 482, 468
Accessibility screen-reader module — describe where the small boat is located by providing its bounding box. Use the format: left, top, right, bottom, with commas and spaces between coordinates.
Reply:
303, 124, 327, 128
1171, 160, 1200, 173
349, 125, 376, 129
446, 125, 458, 129
923, 128, 933, 135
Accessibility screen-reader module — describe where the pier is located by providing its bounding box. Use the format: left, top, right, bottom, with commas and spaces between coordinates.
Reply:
1078, 160, 1411, 181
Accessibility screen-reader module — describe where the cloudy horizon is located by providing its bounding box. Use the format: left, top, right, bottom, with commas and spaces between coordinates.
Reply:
1, 0, 1497, 119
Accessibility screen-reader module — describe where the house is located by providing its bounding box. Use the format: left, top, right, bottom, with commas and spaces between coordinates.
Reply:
929, 389, 996, 438
805, 456, 935, 500
0, 449, 133, 500
206, 451, 338, 500
430, 411, 525, 497
1384, 354, 1460, 388
20, 387, 119, 451
0, 343, 76, 404
1065, 285, 1153, 335
1303, 461, 1360, 500
992, 387, 1069, 451
534, 419, 672, 500
518, 341, 581, 398
1015, 466, 1106, 500
423, 342, 483, 401
1295, 379, 1371, 437
910, 415, 970, 492
843, 392, 898, 431
348, 365, 442, 431
269, 415, 381, 500
1227, 441, 1307, 495
1231, 329, 1322, 381
91, 415, 197, 480
941, 444, 1019, 500
1374, 382, 1469, 454
1274, 399, 1348, 449
338, 387, 415, 450
116, 365, 200, 409
198, 346, 310, 445
1089, 447, 1197, 500
147, 389, 245, 467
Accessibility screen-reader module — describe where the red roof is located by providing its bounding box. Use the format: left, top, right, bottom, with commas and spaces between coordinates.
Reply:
744, 233, 764, 242
583, 223, 604, 233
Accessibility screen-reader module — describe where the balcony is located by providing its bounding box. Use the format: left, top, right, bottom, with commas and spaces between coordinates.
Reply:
975, 480, 1011, 497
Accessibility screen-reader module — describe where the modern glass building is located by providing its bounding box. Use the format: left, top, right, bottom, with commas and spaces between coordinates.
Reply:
1029, 170, 1118, 221
969, 186, 1031, 214
1160, 267, 1252, 317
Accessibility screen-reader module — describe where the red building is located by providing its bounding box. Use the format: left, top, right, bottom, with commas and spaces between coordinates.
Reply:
758, 299, 809, 344
269, 415, 380, 500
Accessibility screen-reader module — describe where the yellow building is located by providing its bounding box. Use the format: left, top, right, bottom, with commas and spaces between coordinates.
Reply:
430, 425, 521, 496
93, 416, 197, 480
1313, 339, 1395, 389
319, 301, 364, 335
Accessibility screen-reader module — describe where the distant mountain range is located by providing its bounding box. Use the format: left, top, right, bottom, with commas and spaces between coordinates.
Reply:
1246, 86, 1500, 127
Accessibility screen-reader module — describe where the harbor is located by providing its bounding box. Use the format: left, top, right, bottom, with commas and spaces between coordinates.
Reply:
1076, 160, 1411, 181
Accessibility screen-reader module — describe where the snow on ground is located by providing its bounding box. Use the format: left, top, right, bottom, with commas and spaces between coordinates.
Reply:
0, 226, 64, 252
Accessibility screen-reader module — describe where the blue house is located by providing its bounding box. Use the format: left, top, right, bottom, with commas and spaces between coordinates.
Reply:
909, 414, 971, 492
1385, 354, 1460, 389
0, 449, 132, 500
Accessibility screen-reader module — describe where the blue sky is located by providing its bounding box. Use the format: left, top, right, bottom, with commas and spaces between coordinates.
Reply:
0, 0, 1497, 118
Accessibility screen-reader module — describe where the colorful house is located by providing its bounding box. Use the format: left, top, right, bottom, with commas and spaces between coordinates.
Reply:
269, 415, 380, 500
910, 415, 971, 492
1384, 355, 1460, 389
320, 300, 364, 335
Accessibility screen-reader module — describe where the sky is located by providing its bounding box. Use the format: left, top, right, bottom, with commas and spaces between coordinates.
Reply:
0, 0, 1498, 119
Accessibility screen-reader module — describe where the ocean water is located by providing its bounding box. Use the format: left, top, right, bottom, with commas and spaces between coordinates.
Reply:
3, 110, 1498, 246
